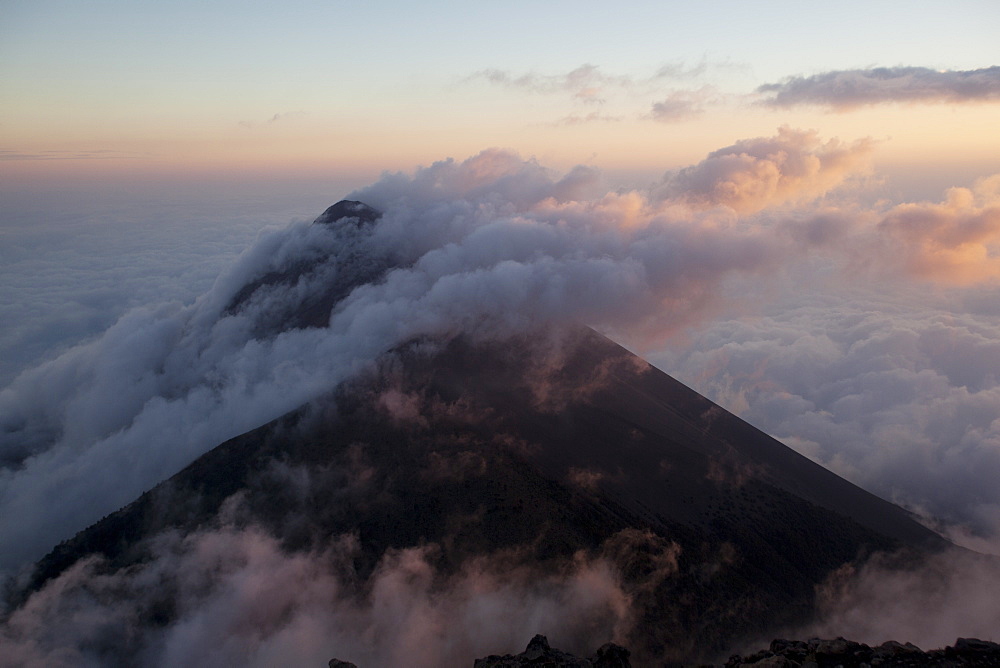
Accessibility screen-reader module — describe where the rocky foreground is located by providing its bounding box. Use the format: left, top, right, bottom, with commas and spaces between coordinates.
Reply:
328, 635, 1000, 667
727, 637, 1000, 667
473, 634, 631, 667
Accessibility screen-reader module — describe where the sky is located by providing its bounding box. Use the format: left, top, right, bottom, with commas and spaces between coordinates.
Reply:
3, 1, 999, 182
3, 1, 1000, 663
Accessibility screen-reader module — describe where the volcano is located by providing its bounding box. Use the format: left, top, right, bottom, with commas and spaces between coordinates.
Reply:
6, 202, 947, 666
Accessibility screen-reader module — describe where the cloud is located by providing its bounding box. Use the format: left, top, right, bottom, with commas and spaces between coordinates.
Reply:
653, 289, 1000, 546
1, 133, 996, 583
0, 525, 632, 667
0, 149, 143, 161
468, 61, 733, 107
0, 137, 850, 573
758, 66, 1000, 110
653, 58, 750, 81
238, 111, 307, 129
0, 189, 307, 387
653, 61, 710, 80
546, 112, 623, 127
799, 547, 1000, 650
654, 127, 874, 213
6, 133, 1000, 665
649, 87, 717, 122
468, 64, 631, 104
874, 176, 1000, 283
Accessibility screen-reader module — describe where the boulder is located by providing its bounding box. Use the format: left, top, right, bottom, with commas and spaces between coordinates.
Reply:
473, 634, 630, 668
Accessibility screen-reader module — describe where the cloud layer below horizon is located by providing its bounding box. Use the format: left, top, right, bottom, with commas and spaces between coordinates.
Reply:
3, 129, 1000, 662
4, 128, 1000, 569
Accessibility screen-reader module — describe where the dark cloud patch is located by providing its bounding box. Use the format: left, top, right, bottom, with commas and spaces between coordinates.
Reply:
758, 66, 1000, 110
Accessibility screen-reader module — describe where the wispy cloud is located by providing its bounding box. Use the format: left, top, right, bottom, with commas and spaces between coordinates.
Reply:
0, 149, 143, 161
649, 87, 718, 122
467, 60, 738, 107
546, 112, 623, 127
758, 66, 1000, 110
653, 57, 749, 81
467, 64, 630, 104
238, 110, 307, 129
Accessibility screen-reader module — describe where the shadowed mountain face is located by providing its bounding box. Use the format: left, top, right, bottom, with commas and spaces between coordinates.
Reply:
7, 202, 947, 666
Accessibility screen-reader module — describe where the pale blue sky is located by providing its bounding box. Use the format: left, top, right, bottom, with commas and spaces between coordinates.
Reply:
3, 0, 998, 176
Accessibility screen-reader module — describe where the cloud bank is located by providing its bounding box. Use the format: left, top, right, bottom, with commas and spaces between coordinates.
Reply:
3, 132, 1000, 664
4, 133, 999, 575
655, 291, 1000, 547
1, 134, 869, 573
758, 66, 1000, 110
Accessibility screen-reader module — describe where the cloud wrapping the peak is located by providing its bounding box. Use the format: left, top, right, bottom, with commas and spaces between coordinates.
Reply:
1, 134, 997, 582
0, 140, 841, 573
5, 133, 1000, 665
758, 66, 1000, 110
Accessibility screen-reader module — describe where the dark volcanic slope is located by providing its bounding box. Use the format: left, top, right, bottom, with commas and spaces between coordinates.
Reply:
13, 201, 947, 664
427, 328, 941, 550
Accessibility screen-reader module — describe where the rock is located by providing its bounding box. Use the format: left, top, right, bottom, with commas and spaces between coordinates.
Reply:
748, 656, 793, 667
473, 634, 630, 668
734, 636, 1000, 667
874, 640, 922, 655
314, 200, 381, 227
954, 637, 1000, 653
770, 639, 809, 657
593, 642, 631, 668
328, 660, 358, 668
522, 634, 553, 660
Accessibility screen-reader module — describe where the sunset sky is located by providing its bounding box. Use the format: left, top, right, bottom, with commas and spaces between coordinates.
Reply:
3, 0, 999, 186
4, 0, 1000, 572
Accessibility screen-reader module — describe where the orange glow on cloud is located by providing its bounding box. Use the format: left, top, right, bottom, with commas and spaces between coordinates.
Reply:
878, 176, 1000, 284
